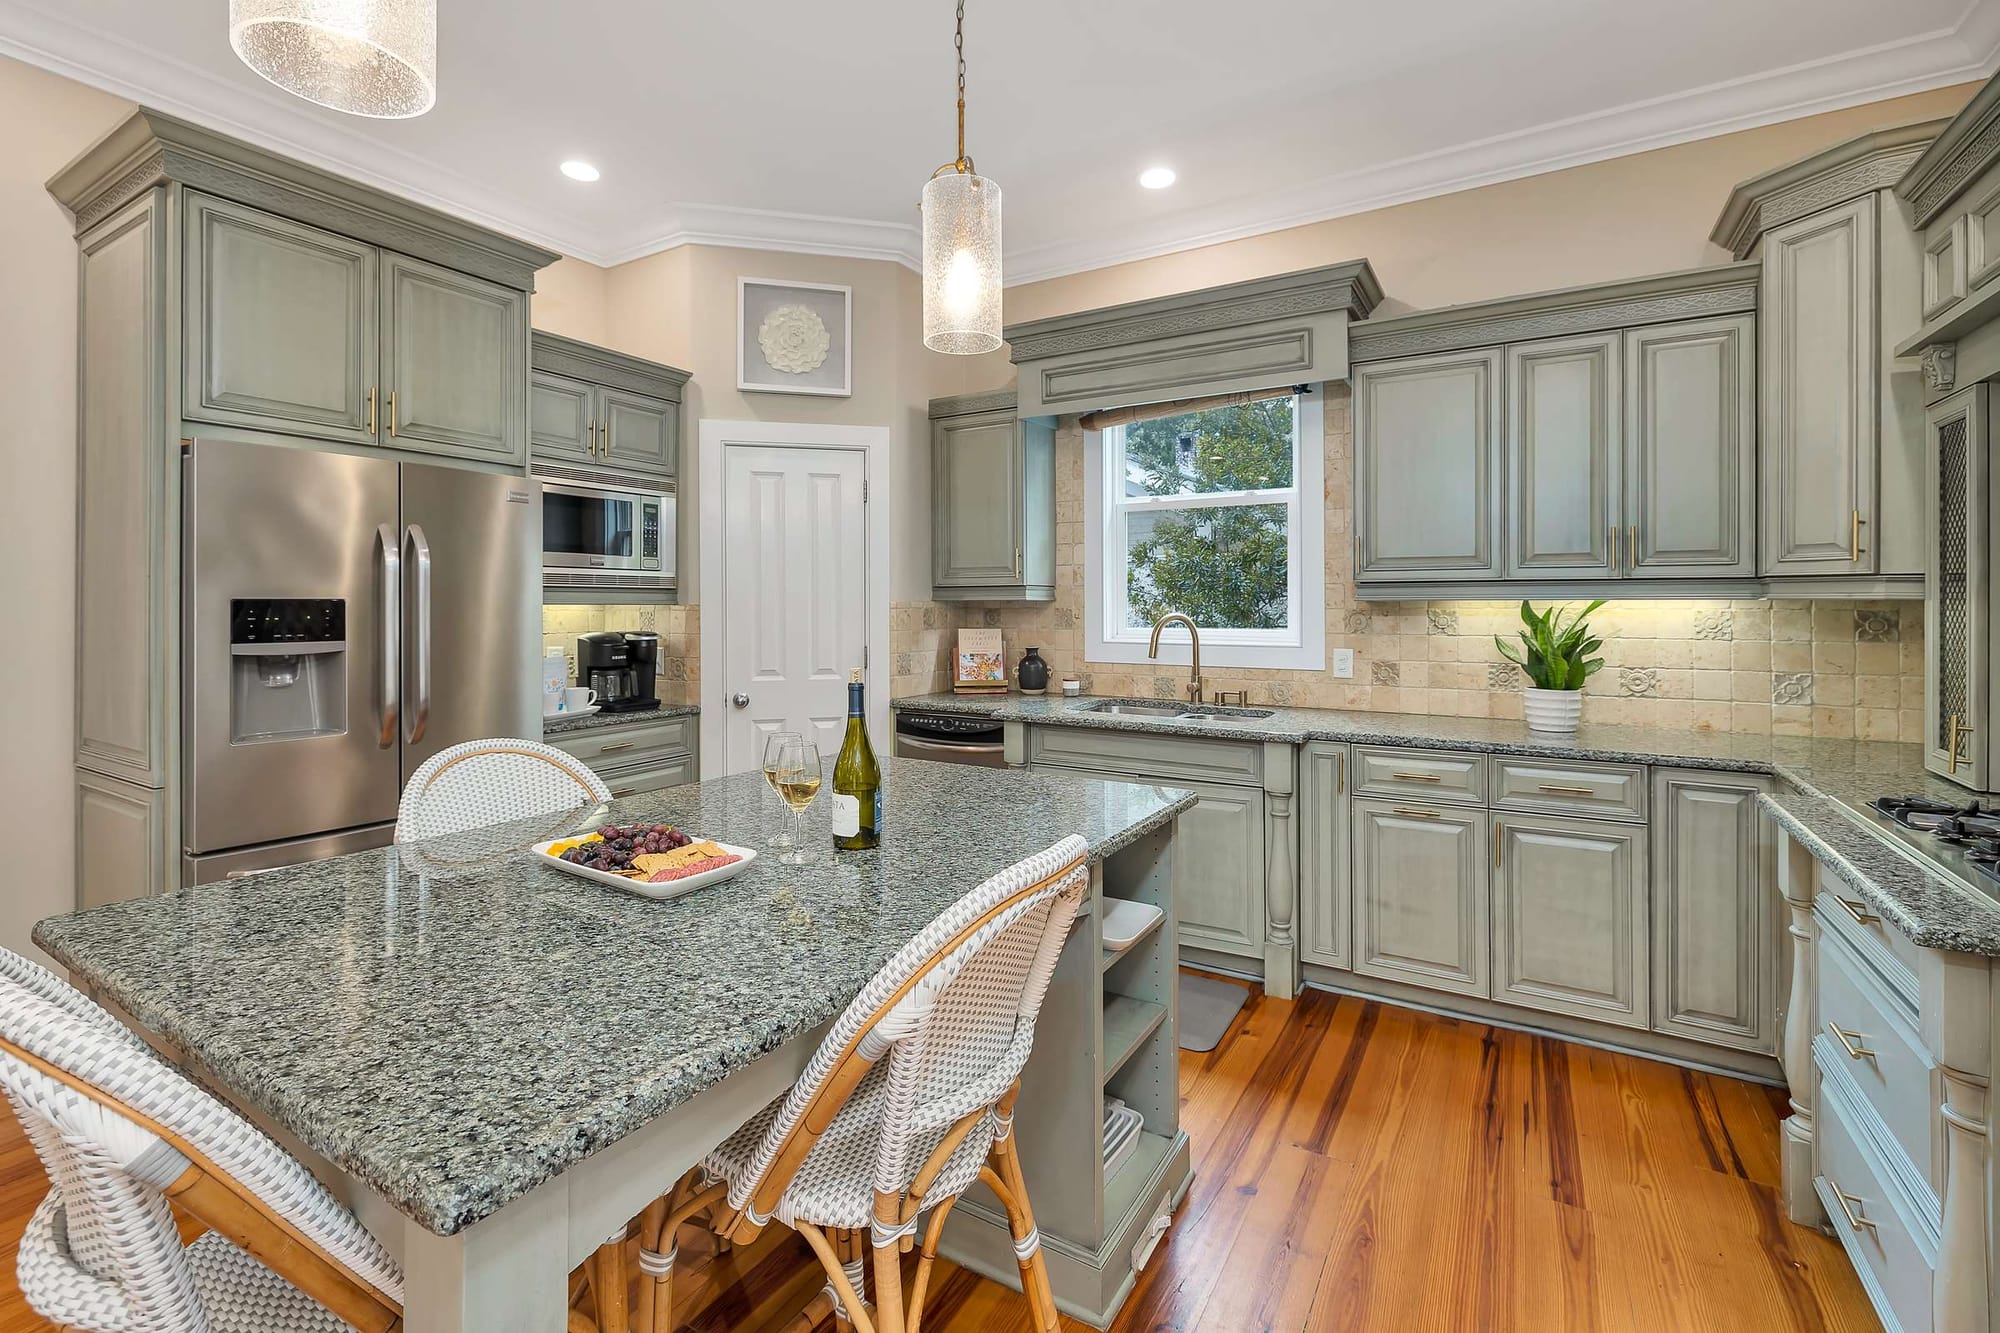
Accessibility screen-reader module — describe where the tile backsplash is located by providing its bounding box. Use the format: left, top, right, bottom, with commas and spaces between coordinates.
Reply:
540, 603, 700, 706
896, 383, 1928, 743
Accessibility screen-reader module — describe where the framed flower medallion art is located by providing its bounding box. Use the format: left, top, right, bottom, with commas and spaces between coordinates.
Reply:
738, 277, 853, 397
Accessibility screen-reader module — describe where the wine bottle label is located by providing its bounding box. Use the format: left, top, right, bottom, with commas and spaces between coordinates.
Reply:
831, 793, 861, 837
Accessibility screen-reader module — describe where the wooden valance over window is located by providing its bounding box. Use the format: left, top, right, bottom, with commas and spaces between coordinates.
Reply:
1002, 259, 1382, 419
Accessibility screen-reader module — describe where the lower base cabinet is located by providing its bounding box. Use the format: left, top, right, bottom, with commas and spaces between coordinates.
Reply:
74, 769, 173, 908
1352, 798, 1490, 998
1493, 813, 1648, 1029
1650, 768, 1775, 1052
1174, 780, 1266, 959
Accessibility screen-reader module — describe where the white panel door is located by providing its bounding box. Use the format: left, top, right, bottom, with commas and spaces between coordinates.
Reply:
721, 444, 867, 772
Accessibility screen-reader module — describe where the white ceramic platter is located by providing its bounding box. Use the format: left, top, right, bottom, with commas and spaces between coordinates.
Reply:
531, 838, 758, 902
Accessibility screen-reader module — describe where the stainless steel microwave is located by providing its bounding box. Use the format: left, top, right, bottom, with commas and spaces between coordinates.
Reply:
541, 479, 675, 586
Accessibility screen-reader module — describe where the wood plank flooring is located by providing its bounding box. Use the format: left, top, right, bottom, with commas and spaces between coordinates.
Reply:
0, 979, 1876, 1332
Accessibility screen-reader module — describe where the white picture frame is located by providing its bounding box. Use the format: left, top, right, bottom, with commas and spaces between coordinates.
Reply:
737, 277, 853, 397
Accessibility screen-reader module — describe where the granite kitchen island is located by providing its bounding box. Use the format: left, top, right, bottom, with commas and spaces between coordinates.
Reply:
34, 758, 1196, 1332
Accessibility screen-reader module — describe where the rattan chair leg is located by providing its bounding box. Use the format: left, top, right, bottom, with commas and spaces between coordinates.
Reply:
798, 1222, 876, 1333
633, 1196, 669, 1333
988, 1135, 1060, 1333
870, 1237, 906, 1333
906, 1195, 960, 1333
593, 1228, 630, 1333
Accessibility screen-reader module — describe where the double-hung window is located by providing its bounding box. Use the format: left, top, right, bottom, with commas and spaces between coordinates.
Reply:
1084, 390, 1324, 669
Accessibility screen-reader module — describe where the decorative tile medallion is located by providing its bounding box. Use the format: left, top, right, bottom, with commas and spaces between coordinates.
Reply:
1486, 662, 1521, 691
1772, 672, 1815, 706
1620, 667, 1663, 697
1854, 608, 1900, 643
1426, 609, 1459, 635
1692, 608, 1733, 640
1371, 661, 1401, 686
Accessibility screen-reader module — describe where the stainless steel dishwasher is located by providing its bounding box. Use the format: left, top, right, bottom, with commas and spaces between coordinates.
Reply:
893, 710, 1007, 767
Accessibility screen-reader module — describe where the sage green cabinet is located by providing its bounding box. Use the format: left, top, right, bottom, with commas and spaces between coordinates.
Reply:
1493, 813, 1648, 1029
381, 251, 527, 465
184, 193, 379, 447
1353, 349, 1504, 582
1505, 333, 1620, 577
528, 333, 687, 480
930, 392, 1055, 601
75, 769, 172, 908
1352, 797, 1490, 999
1297, 742, 1350, 969
1650, 769, 1776, 1053
528, 372, 596, 466
1173, 780, 1267, 959
1622, 315, 1757, 577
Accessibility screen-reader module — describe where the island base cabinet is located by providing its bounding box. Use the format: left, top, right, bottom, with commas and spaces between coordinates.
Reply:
1651, 769, 1776, 1053
1493, 814, 1649, 1029
1352, 798, 1490, 999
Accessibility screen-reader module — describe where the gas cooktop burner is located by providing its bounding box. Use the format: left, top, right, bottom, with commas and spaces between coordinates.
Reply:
1872, 794, 1990, 831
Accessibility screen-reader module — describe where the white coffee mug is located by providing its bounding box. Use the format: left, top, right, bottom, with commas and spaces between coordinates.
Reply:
564, 686, 599, 713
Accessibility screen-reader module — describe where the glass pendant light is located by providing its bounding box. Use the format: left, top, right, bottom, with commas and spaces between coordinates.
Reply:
921, 0, 1002, 355
230, 0, 437, 119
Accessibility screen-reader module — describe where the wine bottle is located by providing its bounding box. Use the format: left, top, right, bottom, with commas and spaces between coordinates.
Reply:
831, 668, 881, 851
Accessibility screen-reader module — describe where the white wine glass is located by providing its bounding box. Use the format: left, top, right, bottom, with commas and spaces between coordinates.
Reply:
770, 737, 823, 866
761, 730, 802, 849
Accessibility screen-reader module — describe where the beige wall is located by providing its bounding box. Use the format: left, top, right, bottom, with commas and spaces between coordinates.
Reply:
0, 56, 134, 957
531, 256, 612, 344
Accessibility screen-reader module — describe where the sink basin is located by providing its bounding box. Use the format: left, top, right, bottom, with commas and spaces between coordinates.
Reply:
1077, 700, 1277, 721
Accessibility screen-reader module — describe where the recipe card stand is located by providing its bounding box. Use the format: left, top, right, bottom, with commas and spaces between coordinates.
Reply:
937, 817, 1191, 1328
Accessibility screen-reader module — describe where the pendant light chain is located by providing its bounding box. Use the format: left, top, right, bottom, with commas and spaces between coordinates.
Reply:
955, 0, 969, 173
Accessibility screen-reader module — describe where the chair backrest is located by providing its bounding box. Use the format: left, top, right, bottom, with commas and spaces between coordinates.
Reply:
720, 836, 1089, 1237
0, 950, 403, 1332
395, 737, 612, 843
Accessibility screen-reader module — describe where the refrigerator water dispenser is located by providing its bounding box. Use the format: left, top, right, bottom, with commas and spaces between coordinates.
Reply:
228, 598, 347, 743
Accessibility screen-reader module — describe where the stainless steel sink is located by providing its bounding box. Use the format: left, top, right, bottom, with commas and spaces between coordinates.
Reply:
1077, 700, 1276, 721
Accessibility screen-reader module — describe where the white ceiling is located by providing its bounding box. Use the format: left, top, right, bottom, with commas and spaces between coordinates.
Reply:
4, 0, 1997, 283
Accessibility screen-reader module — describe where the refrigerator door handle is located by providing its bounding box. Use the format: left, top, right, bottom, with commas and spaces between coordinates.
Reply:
405, 524, 433, 745
375, 524, 400, 747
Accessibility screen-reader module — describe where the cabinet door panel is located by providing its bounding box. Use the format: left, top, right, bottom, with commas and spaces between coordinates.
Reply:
184, 194, 378, 444
933, 413, 1023, 586
382, 252, 527, 464
1174, 782, 1266, 959
1651, 770, 1775, 1052
1354, 350, 1503, 580
1506, 333, 1619, 577
1299, 742, 1349, 969
529, 372, 595, 466
600, 387, 678, 477
1624, 315, 1756, 577
76, 770, 171, 907
1924, 387, 1991, 787
1352, 799, 1488, 997
1761, 199, 1875, 576
1494, 815, 1647, 1028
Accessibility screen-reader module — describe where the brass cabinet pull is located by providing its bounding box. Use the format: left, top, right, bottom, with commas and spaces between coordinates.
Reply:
1392, 772, 1444, 783
1537, 783, 1596, 796
1851, 509, 1866, 562
1015, 547, 1024, 578
587, 421, 596, 455
366, 385, 377, 435
1831, 1183, 1877, 1233
1832, 892, 1880, 924
1947, 713, 1972, 774
598, 740, 637, 754
1628, 524, 1638, 569
610, 786, 636, 799
1609, 521, 1619, 572
1391, 806, 1441, 819
1825, 1021, 1875, 1061
1336, 751, 1345, 796
387, 390, 398, 438
1494, 824, 1504, 868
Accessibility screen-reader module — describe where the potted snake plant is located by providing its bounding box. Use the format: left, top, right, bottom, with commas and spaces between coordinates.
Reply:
1495, 600, 1606, 732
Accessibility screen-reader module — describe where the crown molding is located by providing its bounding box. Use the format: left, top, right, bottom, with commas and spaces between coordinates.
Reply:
599, 202, 920, 270
1349, 261, 1761, 363
928, 388, 1018, 420
531, 330, 689, 401
1899, 62, 2000, 223
1709, 117, 1947, 257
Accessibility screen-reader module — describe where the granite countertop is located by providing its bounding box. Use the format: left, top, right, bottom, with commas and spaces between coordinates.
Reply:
33, 759, 1194, 1237
542, 702, 699, 737
895, 691, 2000, 957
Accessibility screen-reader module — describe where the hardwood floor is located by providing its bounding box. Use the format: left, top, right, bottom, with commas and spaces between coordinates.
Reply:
0, 981, 1875, 1332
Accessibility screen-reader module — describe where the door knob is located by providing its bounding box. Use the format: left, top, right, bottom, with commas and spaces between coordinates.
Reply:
731, 692, 750, 708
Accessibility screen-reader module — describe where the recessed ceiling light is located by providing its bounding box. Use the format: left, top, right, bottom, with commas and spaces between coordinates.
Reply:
1139, 166, 1176, 190
560, 160, 601, 182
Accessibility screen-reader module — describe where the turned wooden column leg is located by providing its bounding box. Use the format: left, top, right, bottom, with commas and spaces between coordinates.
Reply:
1935, 1064, 1990, 1333
1776, 831, 1825, 1228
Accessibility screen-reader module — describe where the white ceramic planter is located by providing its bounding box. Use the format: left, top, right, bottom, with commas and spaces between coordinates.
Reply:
1522, 687, 1584, 733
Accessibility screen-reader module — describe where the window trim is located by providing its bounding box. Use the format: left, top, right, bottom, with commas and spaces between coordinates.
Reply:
1084, 390, 1324, 670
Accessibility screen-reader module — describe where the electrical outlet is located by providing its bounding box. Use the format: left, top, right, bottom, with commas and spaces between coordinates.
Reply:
1333, 649, 1355, 678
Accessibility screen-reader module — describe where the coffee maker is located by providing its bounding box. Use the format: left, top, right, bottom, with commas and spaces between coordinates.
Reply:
576, 631, 660, 713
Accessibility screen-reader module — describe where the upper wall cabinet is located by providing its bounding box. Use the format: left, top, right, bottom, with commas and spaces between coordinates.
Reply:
1348, 265, 1760, 599
1712, 122, 1942, 589
1896, 72, 2000, 414
929, 390, 1056, 601
185, 191, 534, 467
529, 332, 688, 481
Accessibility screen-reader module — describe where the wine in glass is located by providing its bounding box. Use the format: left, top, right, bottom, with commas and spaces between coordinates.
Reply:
761, 730, 803, 849
770, 737, 823, 866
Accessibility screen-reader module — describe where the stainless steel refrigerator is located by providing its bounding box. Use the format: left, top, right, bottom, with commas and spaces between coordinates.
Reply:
182, 436, 540, 883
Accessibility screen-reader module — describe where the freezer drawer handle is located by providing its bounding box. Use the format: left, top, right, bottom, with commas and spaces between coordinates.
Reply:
405, 524, 433, 745
375, 524, 400, 748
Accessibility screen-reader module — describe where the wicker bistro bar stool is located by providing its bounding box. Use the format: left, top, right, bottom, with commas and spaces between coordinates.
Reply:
629, 834, 1091, 1333
395, 737, 612, 843
0, 947, 406, 1333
